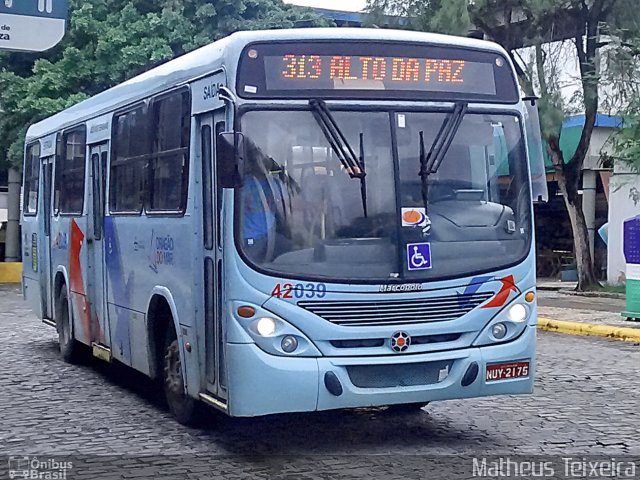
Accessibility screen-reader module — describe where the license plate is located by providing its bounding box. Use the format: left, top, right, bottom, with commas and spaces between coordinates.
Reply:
485, 361, 530, 382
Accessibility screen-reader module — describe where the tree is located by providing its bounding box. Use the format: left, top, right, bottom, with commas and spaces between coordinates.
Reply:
0, 0, 332, 170
366, 0, 637, 290
607, 33, 640, 171
365, 0, 470, 34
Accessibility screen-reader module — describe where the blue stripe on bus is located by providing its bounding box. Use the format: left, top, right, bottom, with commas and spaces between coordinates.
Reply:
104, 217, 132, 363
457, 275, 493, 309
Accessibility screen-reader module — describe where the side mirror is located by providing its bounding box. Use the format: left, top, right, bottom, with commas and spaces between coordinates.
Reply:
523, 97, 549, 203
217, 131, 245, 188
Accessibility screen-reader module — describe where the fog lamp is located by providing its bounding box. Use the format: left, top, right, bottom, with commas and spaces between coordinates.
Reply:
281, 335, 298, 353
256, 317, 276, 337
492, 322, 507, 339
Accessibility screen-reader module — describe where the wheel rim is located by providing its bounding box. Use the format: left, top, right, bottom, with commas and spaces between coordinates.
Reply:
60, 297, 71, 346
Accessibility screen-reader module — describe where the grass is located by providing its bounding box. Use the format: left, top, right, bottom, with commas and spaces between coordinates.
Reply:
592, 284, 626, 295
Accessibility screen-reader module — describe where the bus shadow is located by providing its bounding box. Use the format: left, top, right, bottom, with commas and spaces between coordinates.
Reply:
34, 337, 496, 453
34, 337, 166, 409
207, 408, 492, 455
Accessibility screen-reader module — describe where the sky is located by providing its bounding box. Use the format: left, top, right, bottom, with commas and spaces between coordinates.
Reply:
284, 0, 367, 12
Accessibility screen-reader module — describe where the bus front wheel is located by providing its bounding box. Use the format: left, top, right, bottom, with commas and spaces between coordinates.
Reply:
56, 288, 81, 363
163, 329, 199, 425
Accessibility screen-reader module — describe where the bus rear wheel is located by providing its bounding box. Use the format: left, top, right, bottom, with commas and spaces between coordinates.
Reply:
163, 329, 200, 426
56, 288, 81, 363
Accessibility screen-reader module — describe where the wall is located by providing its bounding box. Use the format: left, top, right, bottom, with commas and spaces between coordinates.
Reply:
607, 163, 640, 285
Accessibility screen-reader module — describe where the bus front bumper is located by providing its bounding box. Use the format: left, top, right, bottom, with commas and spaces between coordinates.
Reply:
225, 325, 536, 417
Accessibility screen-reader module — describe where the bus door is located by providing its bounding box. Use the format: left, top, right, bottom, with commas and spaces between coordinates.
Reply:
87, 142, 111, 352
199, 110, 227, 400
39, 156, 54, 320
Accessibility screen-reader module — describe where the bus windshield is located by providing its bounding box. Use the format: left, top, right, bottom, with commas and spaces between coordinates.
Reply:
237, 109, 531, 282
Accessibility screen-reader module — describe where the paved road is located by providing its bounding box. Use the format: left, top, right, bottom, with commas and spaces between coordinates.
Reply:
1, 285, 639, 479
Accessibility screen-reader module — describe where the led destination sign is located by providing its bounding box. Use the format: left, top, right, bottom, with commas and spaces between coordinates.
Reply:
237, 42, 519, 103
266, 54, 496, 95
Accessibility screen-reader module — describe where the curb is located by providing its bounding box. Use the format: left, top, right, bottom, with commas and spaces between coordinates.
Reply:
536, 285, 567, 292
538, 317, 640, 343
536, 285, 625, 300
0, 262, 22, 284
558, 290, 625, 300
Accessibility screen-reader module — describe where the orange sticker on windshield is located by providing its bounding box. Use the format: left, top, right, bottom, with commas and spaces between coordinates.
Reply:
401, 207, 427, 227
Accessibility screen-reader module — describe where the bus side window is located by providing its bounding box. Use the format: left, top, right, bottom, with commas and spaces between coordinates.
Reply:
148, 89, 191, 213
23, 143, 40, 216
110, 105, 148, 214
91, 153, 103, 240
58, 128, 87, 215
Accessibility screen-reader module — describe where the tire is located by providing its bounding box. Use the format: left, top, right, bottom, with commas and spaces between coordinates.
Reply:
163, 328, 200, 426
57, 288, 81, 363
386, 402, 429, 413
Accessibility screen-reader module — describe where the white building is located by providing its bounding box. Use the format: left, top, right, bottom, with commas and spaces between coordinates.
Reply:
608, 163, 640, 284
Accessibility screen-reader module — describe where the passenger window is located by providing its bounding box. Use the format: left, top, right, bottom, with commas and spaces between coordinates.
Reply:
148, 91, 190, 212
24, 143, 40, 216
110, 106, 148, 213
57, 128, 86, 214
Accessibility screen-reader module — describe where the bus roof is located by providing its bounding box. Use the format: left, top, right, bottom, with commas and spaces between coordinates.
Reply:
26, 28, 510, 141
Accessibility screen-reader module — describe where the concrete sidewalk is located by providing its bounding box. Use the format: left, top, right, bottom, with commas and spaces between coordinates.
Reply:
537, 289, 640, 343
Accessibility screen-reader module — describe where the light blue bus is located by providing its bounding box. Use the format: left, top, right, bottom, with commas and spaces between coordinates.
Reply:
21, 28, 547, 425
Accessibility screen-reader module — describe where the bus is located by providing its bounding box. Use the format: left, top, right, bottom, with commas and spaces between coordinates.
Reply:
21, 28, 547, 425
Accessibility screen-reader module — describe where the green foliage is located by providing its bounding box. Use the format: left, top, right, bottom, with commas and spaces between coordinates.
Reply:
0, 0, 332, 170
365, 0, 470, 34
599, 20, 640, 172
429, 0, 470, 36
611, 104, 640, 172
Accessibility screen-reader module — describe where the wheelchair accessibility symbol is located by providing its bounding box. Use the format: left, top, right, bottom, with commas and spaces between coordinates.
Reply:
407, 242, 432, 271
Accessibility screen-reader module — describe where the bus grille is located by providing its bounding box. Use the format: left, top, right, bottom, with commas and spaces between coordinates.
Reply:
298, 292, 493, 326
346, 361, 453, 388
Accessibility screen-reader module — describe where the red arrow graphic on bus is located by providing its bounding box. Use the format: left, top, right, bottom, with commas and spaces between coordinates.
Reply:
481, 275, 517, 309
69, 219, 101, 341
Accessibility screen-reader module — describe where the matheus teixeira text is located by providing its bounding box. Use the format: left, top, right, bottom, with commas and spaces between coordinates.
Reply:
473, 457, 637, 478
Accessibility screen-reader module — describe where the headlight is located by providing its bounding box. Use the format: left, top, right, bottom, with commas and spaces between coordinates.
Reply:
472, 293, 534, 347
507, 303, 528, 323
256, 317, 277, 337
232, 301, 322, 357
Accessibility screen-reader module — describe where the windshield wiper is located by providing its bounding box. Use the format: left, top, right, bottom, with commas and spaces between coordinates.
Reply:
309, 99, 368, 217
419, 102, 468, 212
358, 132, 367, 218
309, 99, 366, 178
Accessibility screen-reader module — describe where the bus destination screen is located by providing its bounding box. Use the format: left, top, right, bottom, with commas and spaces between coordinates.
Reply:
265, 55, 496, 95
237, 42, 519, 103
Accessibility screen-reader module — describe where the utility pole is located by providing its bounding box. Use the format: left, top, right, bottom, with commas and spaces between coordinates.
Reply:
4, 167, 20, 262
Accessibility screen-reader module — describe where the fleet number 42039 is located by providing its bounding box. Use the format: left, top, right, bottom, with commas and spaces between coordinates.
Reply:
271, 282, 327, 299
